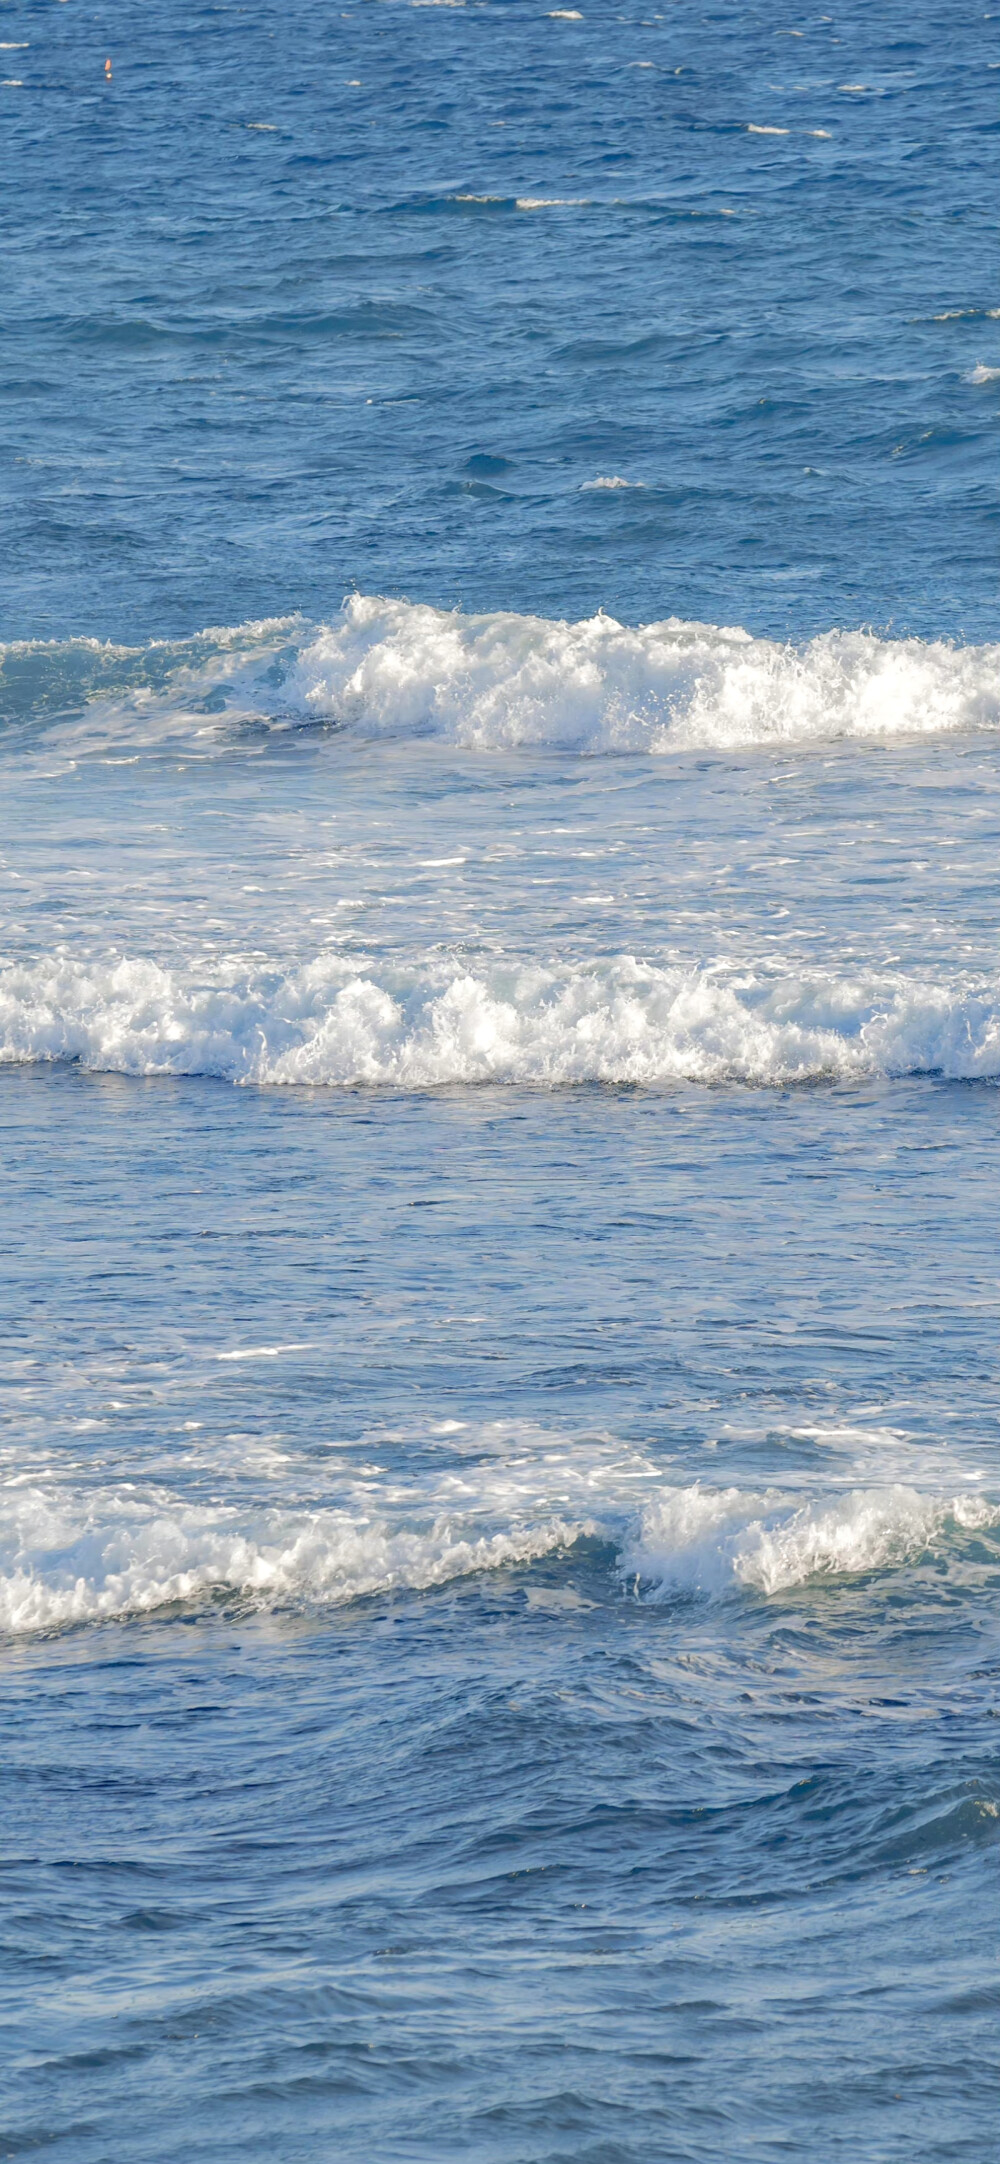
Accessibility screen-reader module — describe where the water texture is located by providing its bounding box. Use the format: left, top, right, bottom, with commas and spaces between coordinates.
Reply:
2, 2, 1000, 2160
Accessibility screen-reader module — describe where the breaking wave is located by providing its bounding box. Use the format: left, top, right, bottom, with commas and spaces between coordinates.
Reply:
3, 1469, 996, 1635
2, 951, 999, 1089
285, 598, 1000, 753
625, 1483, 1000, 1598
0, 1485, 589, 1636
3, 595, 1000, 756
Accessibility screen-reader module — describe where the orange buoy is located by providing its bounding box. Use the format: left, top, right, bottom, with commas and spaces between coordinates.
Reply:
104, 56, 112, 77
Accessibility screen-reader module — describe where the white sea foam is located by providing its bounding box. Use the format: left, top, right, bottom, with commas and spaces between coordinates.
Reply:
966, 362, 1000, 384
0, 1484, 589, 1634
284, 596, 1000, 755
3, 1457, 995, 1632
0, 1423, 653, 1635
625, 1483, 1000, 1597
6, 598, 1000, 759
2, 951, 999, 1088
580, 475, 645, 489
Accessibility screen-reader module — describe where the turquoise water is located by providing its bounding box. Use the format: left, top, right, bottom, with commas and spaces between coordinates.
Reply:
3, 3, 1000, 2158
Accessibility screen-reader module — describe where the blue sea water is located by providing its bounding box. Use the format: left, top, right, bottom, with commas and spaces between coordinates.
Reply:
2, 2, 1000, 2158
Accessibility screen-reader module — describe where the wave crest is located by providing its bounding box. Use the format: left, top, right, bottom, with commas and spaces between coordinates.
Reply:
0, 1485, 589, 1636
4, 1469, 997, 1634
286, 596, 1000, 753
625, 1484, 1000, 1597
2, 951, 999, 1089
5, 597, 999, 757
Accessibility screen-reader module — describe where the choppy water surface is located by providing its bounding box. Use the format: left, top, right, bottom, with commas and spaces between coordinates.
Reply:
2, 1, 1000, 2158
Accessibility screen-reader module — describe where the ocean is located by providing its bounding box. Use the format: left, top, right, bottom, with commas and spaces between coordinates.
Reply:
2, 1, 1000, 2157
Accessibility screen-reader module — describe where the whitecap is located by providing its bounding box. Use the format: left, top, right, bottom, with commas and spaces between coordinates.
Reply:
1, 950, 999, 1090
0, 1485, 591, 1635
580, 474, 645, 489
0, 1421, 651, 1634
624, 1483, 1000, 1598
10, 599, 1000, 764
4, 1450, 997, 1633
286, 595, 1000, 756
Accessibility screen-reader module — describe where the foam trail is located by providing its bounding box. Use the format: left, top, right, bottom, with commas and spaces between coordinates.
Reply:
625, 1484, 1000, 1597
1, 952, 999, 1089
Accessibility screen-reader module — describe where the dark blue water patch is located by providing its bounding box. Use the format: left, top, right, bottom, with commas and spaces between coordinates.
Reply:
3, 1558, 1000, 2163
2, 0, 999, 642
